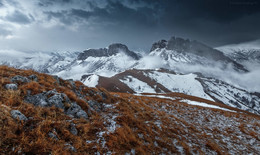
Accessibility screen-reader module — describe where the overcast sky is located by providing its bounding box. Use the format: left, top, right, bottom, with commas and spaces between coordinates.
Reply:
0, 0, 259, 52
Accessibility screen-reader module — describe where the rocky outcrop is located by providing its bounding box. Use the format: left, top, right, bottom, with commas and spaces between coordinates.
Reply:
11, 110, 28, 121
25, 89, 89, 119
28, 74, 38, 82
150, 40, 167, 52
5, 83, 18, 90
11, 75, 30, 83
78, 43, 140, 60
69, 123, 78, 135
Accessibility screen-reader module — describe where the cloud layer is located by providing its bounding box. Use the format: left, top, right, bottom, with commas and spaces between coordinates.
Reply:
0, 0, 259, 51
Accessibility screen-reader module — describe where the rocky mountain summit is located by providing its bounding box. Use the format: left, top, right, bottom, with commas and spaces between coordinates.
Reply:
78, 43, 141, 61
150, 37, 248, 72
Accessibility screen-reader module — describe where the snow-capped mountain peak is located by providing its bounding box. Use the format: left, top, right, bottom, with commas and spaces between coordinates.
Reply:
149, 36, 248, 72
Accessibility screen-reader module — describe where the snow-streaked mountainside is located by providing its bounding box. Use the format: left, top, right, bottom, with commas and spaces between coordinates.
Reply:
217, 42, 260, 71
0, 37, 248, 80
83, 69, 260, 115
148, 37, 248, 72
0, 50, 78, 73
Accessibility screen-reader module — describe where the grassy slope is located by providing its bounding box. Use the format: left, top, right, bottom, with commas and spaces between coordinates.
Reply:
0, 66, 259, 154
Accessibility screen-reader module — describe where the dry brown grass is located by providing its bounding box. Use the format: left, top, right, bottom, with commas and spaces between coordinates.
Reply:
0, 66, 260, 154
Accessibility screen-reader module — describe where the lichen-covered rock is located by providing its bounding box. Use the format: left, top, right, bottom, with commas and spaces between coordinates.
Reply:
11, 75, 30, 83
25, 93, 49, 107
5, 83, 18, 90
98, 92, 108, 100
46, 90, 70, 109
69, 123, 78, 135
65, 143, 77, 152
25, 89, 89, 119
11, 110, 28, 121
48, 129, 59, 140
28, 75, 38, 82
52, 75, 60, 85
67, 79, 75, 88
66, 103, 88, 119
88, 100, 104, 112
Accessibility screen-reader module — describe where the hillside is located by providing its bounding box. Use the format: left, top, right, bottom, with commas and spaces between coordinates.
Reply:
83, 69, 260, 115
0, 66, 260, 154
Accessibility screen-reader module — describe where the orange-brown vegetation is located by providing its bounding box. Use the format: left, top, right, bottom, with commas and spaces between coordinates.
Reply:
0, 66, 260, 154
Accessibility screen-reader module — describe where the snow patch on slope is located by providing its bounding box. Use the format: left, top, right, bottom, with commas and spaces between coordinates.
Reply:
146, 71, 214, 101
83, 74, 99, 87
181, 100, 236, 112
120, 75, 156, 93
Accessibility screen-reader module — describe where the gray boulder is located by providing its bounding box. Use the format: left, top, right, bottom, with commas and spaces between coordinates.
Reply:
88, 100, 104, 112
25, 93, 49, 107
66, 103, 88, 119
11, 75, 30, 83
5, 83, 18, 90
25, 89, 68, 108
52, 75, 60, 85
46, 90, 70, 109
28, 75, 38, 82
11, 110, 28, 121
69, 123, 78, 135
65, 143, 77, 152
48, 129, 59, 140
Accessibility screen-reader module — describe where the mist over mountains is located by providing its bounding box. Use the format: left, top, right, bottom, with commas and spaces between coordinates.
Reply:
1, 36, 259, 92
1, 36, 260, 116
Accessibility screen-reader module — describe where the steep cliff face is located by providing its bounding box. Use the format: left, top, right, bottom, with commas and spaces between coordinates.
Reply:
1, 66, 260, 154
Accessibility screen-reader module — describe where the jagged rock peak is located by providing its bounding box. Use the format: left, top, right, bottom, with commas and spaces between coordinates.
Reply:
150, 36, 193, 52
77, 43, 140, 60
166, 36, 192, 51
150, 36, 248, 72
150, 40, 167, 52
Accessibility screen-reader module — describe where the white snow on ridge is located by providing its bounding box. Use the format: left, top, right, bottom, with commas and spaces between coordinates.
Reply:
181, 100, 236, 112
57, 52, 137, 80
216, 40, 260, 53
120, 75, 156, 93
146, 71, 214, 101
83, 74, 99, 87
137, 94, 235, 113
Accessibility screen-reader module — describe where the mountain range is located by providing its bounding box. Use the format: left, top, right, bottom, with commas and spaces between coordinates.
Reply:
0, 37, 259, 115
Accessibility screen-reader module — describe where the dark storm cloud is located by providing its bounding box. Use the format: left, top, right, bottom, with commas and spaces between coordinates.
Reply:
42, 0, 260, 48
5, 10, 34, 24
0, 0, 259, 51
46, 1, 159, 27
159, 0, 260, 22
